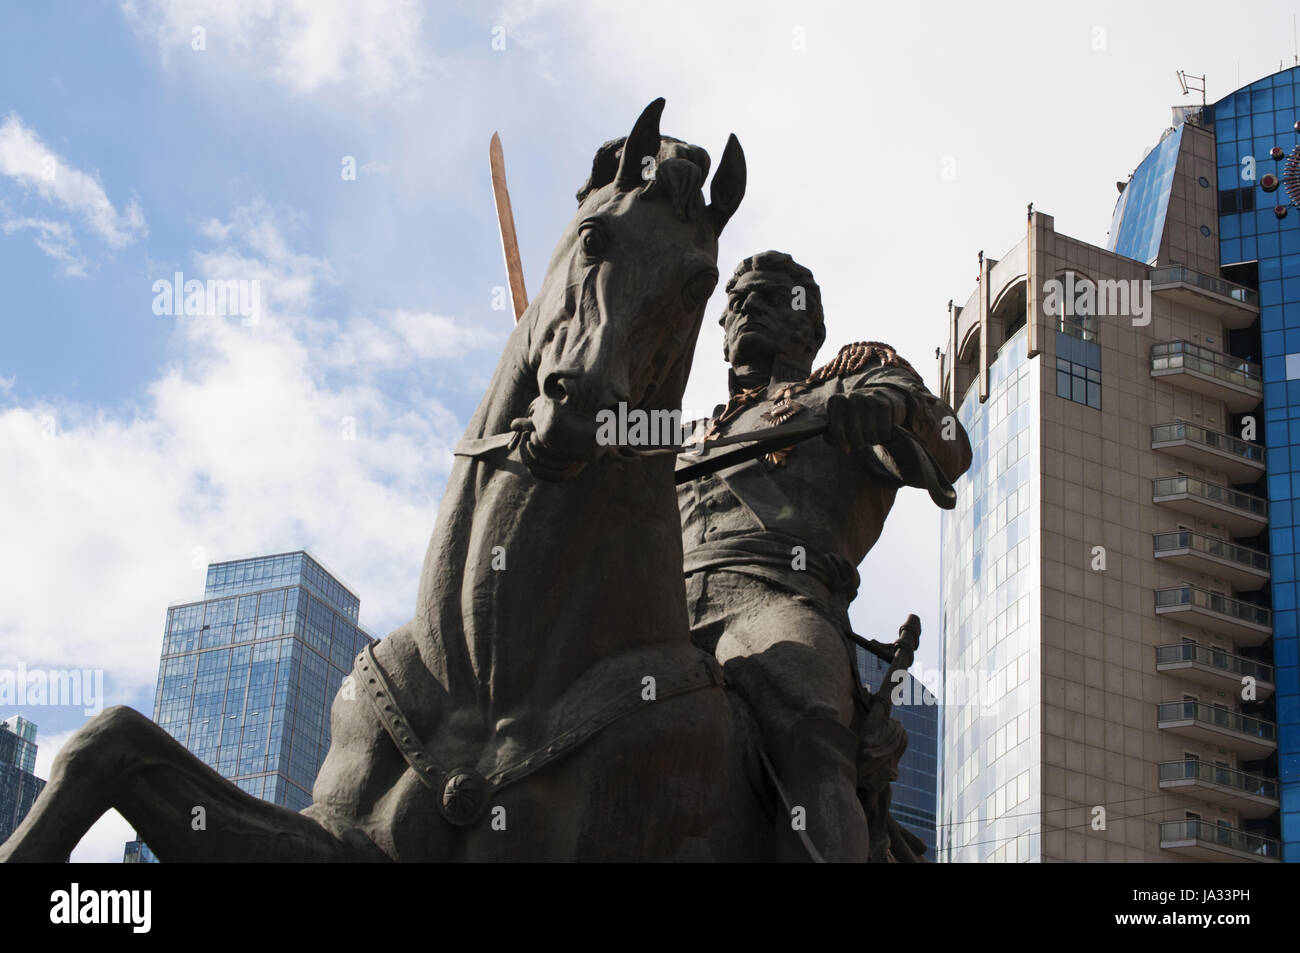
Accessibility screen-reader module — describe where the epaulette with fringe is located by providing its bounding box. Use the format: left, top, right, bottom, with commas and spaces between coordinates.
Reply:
701, 340, 921, 467
807, 341, 918, 383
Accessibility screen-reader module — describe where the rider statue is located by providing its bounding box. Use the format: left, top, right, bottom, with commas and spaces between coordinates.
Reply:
677, 250, 972, 862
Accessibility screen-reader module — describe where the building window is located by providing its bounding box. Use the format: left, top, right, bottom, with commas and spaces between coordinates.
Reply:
1056, 358, 1101, 409
1055, 329, 1102, 409
1057, 312, 1098, 343
1286, 352, 1300, 380
1218, 186, 1255, 214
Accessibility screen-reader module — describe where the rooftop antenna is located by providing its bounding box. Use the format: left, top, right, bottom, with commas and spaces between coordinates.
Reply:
1175, 70, 1206, 107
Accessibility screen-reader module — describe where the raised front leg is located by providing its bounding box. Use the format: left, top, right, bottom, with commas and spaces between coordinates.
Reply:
0, 706, 378, 862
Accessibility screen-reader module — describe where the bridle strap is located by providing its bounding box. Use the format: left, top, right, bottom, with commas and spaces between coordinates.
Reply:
453, 430, 520, 458
353, 642, 727, 829
453, 417, 534, 459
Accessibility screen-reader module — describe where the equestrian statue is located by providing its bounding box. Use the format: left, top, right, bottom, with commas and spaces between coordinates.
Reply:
0, 99, 968, 863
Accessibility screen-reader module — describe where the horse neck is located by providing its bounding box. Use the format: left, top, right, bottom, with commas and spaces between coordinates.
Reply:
414, 328, 691, 718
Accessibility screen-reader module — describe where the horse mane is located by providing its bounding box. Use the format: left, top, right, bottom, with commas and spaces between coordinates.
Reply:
576, 135, 709, 222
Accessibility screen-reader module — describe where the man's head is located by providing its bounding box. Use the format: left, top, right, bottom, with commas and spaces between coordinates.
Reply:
720, 251, 825, 377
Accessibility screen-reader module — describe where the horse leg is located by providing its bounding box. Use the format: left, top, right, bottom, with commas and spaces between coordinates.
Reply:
0, 706, 375, 862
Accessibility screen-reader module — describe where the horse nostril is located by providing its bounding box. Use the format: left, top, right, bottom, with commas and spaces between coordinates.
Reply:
543, 372, 570, 402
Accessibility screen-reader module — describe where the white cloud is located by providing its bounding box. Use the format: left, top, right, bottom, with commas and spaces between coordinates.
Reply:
121, 0, 432, 99
329, 310, 498, 370
26, 729, 131, 863
31, 728, 71, 782
70, 810, 136, 864
0, 201, 488, 714
0, 115, 147, 271
189, 199, 502, 370
190, 198, 338, 320
0, 216, 86, 276
196, 216, 233, 242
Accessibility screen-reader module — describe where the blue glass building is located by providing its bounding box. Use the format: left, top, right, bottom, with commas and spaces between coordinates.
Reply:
126, 551, 374, 860
1108, 125, 1186, 265
122, 839, 157, 863
856, 646, 939, 856
1204, 66, 1300, 858
941, 74, 1289, 857
1108, 66, 1300, 859
939, 325, 1042, 863
0, 715, 45, 844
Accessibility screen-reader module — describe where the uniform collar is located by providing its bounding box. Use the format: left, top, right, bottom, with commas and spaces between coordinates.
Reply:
770, 354, 810, 383
726, 355, 810, 396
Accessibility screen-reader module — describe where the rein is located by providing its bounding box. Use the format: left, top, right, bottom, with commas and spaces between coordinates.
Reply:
452, 418, 533, 459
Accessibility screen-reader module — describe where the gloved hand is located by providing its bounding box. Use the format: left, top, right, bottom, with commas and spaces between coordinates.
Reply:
824, 389, 906, 454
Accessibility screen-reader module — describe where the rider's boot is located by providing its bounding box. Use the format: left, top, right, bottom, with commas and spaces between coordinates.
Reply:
775, 715, 870, 862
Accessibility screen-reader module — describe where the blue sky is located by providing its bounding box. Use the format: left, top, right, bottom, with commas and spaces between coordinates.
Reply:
2, 0, 1298, 860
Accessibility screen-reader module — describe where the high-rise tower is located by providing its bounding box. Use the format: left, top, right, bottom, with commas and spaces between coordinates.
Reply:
937, 67, 1295, 859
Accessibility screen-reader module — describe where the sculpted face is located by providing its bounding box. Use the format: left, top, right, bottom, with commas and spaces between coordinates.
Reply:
518, 99, 746, 481
721, 268, 819, 372
524, 183, 721, 479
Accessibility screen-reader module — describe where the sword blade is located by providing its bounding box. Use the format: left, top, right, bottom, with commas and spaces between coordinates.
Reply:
489, 132, 528, 323
673, 418, 828, 485
672, 415, 957, 509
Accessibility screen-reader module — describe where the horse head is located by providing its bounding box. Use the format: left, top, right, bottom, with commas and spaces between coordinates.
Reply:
519, 98, 746, 480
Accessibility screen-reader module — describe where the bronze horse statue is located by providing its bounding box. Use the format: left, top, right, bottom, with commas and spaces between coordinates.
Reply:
0, 99, 805, 862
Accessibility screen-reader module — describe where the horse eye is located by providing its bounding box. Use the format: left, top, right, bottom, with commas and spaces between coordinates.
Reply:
579, 224, 607, 256
684, 270, 719, 306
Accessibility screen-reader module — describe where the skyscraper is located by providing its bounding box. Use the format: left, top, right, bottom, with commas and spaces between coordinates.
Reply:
1209, 66, 1300, 861
0, 716, 45, 844
125, 551, 375, 860
856, 646, 939, 856
937, 69, 1297, 861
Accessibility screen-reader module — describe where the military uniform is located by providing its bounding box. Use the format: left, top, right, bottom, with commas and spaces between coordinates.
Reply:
677, 347, 970, 861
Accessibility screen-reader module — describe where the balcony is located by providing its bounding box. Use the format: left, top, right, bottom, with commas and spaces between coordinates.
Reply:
1152, 476, 1267, 535
1150, 265, 1260, 329
1150, 341, 1262, 412
1152, 531, 1270, 589
1151, 422, 1265, 484
1155, 643, 1274, 698
1154, 586, 1272, 645
1156, 700, 1277, 758
1159, 819, 1280, 861
1158, 761, 1279, 818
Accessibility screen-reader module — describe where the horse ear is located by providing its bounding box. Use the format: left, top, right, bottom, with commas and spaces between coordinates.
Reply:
707, 134, 746, 236
616, 97, 666, 189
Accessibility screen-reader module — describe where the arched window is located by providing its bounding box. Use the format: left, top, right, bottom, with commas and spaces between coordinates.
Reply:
990, 279, 1028, 345
1047, 270, 1099, 344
